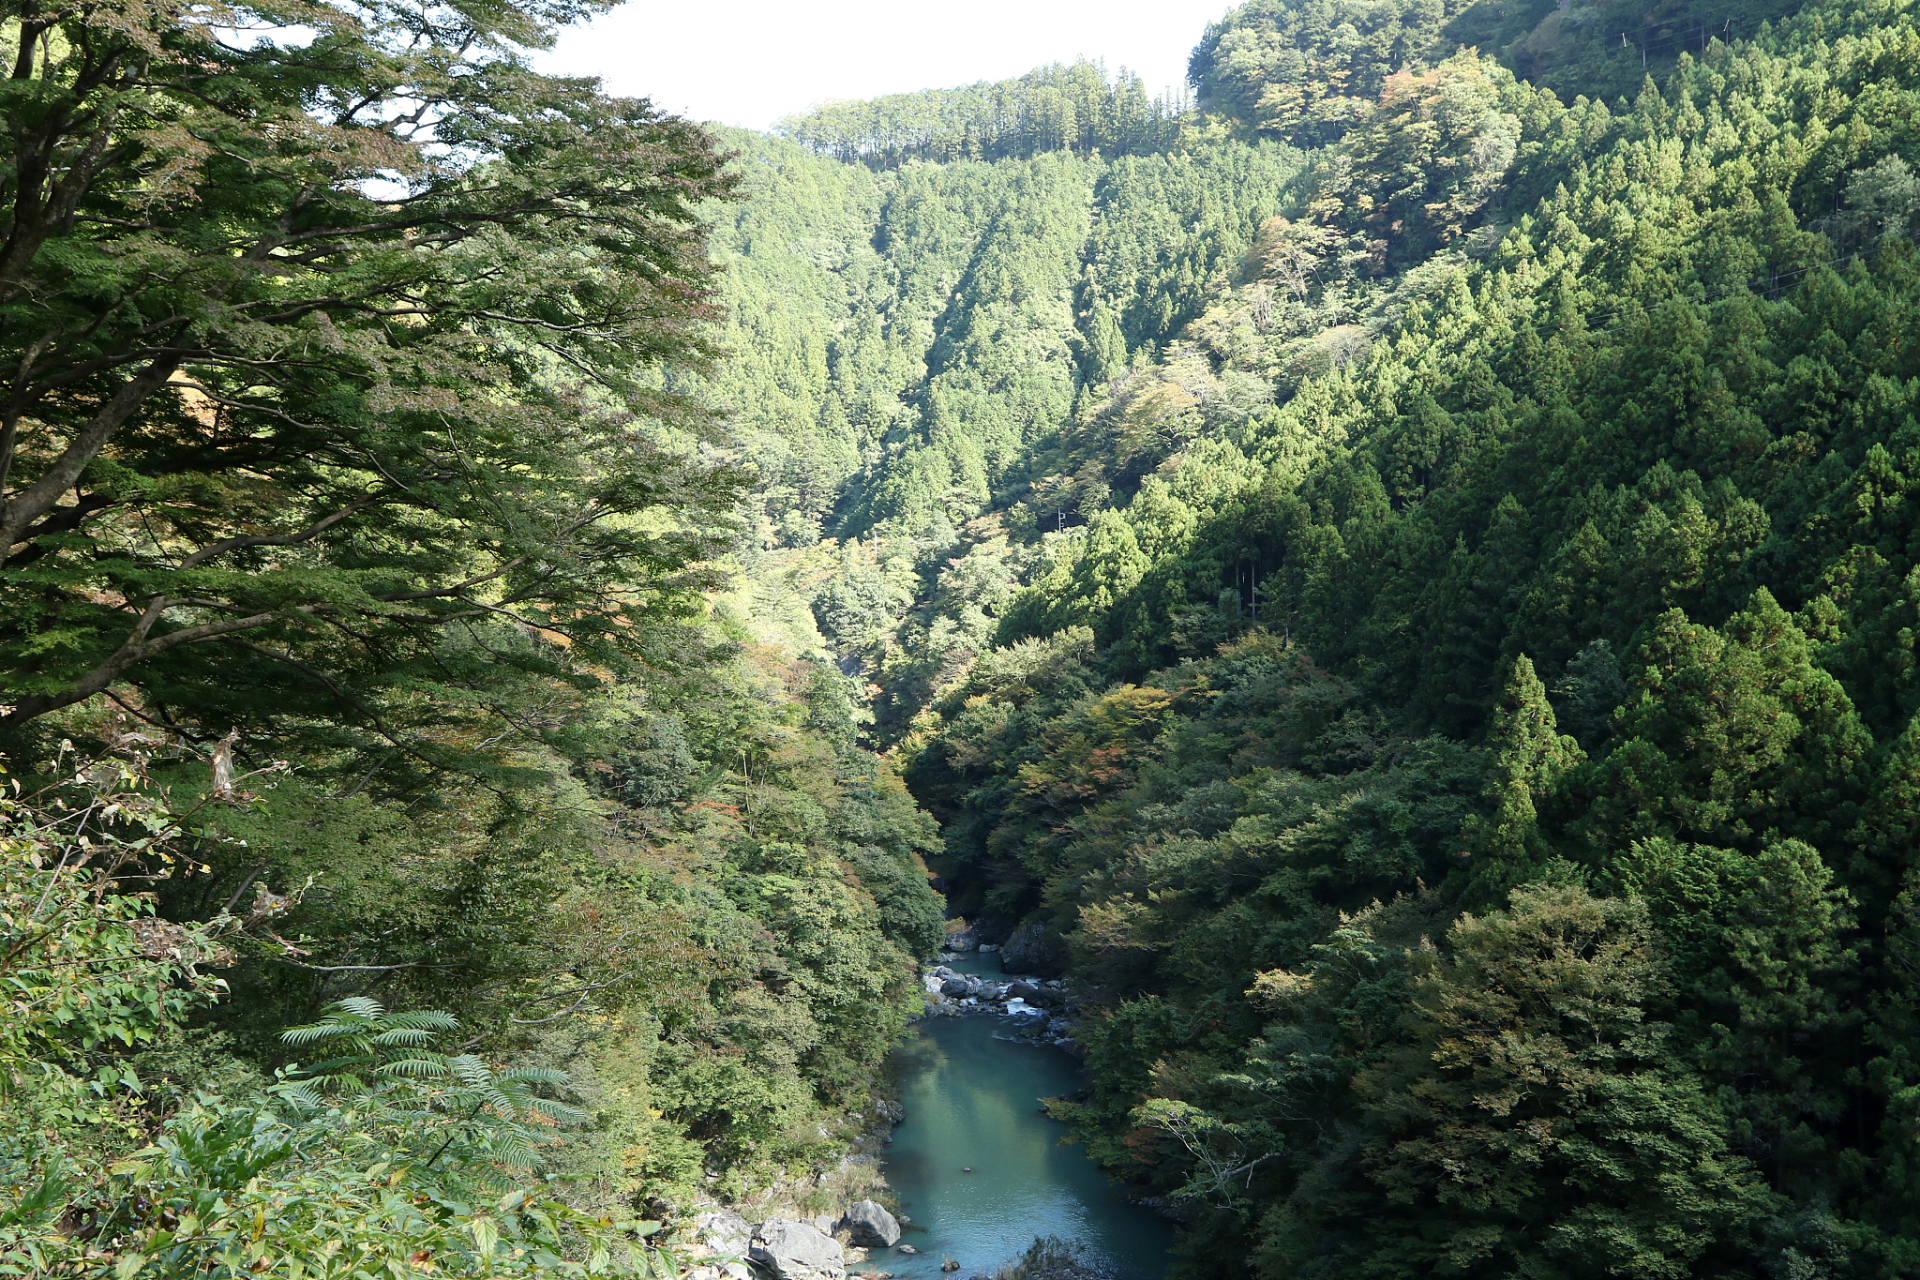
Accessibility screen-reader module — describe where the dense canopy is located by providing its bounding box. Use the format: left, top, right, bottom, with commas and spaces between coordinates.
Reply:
8, 0, 1920, 1274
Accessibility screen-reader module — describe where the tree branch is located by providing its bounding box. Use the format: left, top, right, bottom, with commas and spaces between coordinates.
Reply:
0, 347, 183, 555
177, 492, 389, 569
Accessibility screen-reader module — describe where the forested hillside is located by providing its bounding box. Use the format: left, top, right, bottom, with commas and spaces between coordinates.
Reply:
704, 0, 1920, 1274
0, 0, 939, 1271
9, 0, 1920, 1273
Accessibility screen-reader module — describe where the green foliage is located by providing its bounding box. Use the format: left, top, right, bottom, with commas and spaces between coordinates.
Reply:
1457, 654, 1584, 903
0, 0, 743, 773
1188, 0, 1481, 146
1190, 0, 1816, 135
0, 0, 956, 1244
990, 1235, 1115, 1280
0, 760, 670, 1277
780, 61, 1183, 167
0, 751, 232, 1154
1322, 886, 1772, 1279
17, 0, 1920, 1268
728, 0, 1920, 1273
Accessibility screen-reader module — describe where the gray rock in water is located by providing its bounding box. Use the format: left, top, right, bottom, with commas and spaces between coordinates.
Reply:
940, 977, 971, 997
842, 1199, 902, 1247
751, 1220, 846, 1280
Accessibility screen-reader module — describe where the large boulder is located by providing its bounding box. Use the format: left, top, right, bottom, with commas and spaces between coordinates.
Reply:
997, 920, 1066, 977
940, 977, 972, 997
1007, 980, 1058, 1007
750, 1220, 846, 1280
842, 1199, 902, 1247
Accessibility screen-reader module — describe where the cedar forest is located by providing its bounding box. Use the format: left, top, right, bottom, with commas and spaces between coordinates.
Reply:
2, 0, 1919, 1275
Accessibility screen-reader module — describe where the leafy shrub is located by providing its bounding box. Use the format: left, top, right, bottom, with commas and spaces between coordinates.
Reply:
0, 751, 672, 1277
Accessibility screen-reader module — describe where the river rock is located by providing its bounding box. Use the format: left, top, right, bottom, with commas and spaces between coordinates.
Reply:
940, 977, 971, 997
997, 920, 1066, 977
842, 1199, 902, 1247
693, 1210, 752, 1258
751, 1220, 846, 1280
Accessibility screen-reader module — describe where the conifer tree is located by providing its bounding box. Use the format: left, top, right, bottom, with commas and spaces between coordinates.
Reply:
0, 0, 741, 761
1460, 655, 1583, 902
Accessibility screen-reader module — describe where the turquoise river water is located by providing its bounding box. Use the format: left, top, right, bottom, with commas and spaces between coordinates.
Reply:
863, 958, 1174, 1280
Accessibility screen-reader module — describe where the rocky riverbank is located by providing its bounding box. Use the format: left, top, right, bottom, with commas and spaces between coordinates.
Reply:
675, 949, 1097, 1280
915, 951, 1081, 1058
680, 1200, 910, 1280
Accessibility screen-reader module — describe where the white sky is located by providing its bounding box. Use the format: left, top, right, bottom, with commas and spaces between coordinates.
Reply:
537, 0, 1237, 132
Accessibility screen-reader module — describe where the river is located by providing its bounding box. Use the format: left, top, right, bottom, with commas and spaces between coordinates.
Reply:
866, 956, 1175, 1280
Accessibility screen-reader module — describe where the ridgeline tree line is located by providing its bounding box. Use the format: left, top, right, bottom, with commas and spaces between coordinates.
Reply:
6, 0, 1920, 1277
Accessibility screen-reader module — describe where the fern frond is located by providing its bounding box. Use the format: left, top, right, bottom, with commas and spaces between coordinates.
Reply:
495, 1068, 569, 1087
449, 1055, 493, 1088
525, 1099, 589, 1126
279, 1024, 364, 1046
385, 1010, 459, 1032
484, 1136, 538, 1169
274, 1081, 326, 1112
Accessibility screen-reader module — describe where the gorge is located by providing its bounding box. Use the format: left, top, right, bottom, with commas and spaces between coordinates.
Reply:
4, 0, 1920, 1277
